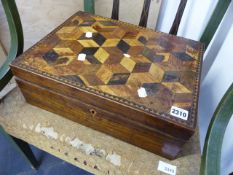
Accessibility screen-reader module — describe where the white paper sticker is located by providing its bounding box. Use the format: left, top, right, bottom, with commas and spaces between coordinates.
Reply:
85, 32, 92, 38
123, 53, 130, 58
158, 161, 176, 175
137, 87, 147, 98
77, 53, 86, 61
170, 106, 189, 120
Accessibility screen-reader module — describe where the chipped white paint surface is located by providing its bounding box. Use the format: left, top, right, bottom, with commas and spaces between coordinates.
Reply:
35, 123, 58, 140
80, 144, 95, 155
69, 138, 95, 155
26, 122, 119, 166
70, 138, 83, 148
0, 88, 201, 175
106, 153, 121, 166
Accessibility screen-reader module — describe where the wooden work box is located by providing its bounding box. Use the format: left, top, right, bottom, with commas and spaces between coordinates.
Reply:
11, 11, 203, 159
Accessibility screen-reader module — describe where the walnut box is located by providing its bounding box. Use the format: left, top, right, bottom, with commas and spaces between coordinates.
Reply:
10, 11, 204, 159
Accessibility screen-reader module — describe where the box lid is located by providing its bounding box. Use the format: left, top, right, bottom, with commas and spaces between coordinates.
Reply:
11, 11, 204, 137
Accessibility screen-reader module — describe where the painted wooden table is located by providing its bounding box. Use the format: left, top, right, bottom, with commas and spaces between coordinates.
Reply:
0, 87, 200, 175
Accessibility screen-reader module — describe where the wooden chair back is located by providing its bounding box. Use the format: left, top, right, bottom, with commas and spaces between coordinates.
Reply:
85, 0, 188, 35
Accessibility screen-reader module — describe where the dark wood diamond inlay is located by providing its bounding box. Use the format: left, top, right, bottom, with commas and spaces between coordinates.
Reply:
173, 52, 194, 61
142, 48, 164, 62
93, 33, 106, 46
138, 36, 147, 44
142, 83, 160, 95
117, 40, 130, 53
163, 72, 180, 82
86, 55, 101, 64
81, 47, 99, 55
43, 51, 59, 64
132, 63, 151, 73
158, 39, 173, 50
108, 73, 130, 85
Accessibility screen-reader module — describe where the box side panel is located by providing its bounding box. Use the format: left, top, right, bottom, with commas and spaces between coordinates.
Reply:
11, 65, 195, 140
16, 77, 186, 159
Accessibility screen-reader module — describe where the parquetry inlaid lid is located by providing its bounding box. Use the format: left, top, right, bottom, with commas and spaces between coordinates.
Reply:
12, 11, 204, 129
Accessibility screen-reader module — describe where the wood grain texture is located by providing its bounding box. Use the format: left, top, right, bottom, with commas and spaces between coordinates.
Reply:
0, 88, 201, 175
11, 65, 194, 141
111, 0, 119, 20
16, 77, 185, 159
169, 0, 188, 35
95, 0, 161, 29
139, 0, 151, 27
11, 11, 203, 159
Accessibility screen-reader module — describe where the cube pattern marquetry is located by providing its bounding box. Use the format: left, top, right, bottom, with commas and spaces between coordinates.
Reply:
15, 11, 203, 123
